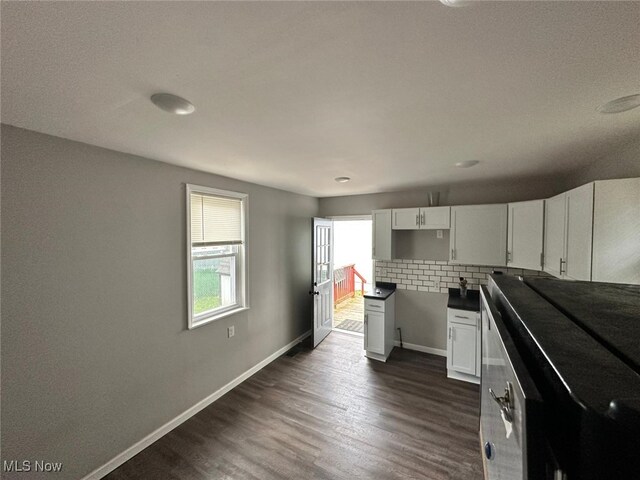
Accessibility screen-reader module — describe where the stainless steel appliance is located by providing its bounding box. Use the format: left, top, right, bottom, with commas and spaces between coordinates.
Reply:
480, 275, 640, 480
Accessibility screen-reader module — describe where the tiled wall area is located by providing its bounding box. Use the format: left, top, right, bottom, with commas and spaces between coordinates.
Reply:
375, 260, 547, 293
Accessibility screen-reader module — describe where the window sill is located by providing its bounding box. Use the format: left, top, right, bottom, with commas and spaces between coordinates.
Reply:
189, 306, 249, 330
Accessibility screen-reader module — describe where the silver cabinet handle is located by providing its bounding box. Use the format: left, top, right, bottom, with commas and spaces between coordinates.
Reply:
364, 314, 368, 349
507, 251, 512, 263
451, 249, 456, 260
489, 384, 514, 423
416, 214, 419, 226
559, 258, 566, 275
454, 315, 470, 319
421, 212, 425, 225
448, 327, 451, 339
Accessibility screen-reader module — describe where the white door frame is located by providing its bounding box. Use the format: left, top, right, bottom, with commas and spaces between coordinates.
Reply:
328, 214, 374, 301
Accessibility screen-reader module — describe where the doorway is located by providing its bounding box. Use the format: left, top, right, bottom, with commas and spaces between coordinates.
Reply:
331, 216, 372, 335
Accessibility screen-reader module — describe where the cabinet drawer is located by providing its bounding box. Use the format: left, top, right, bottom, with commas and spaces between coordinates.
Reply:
365, 298, 385, 312
447, 308, 478, 326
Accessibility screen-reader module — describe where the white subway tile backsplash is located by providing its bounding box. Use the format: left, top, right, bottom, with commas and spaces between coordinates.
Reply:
375, 258, 544, 294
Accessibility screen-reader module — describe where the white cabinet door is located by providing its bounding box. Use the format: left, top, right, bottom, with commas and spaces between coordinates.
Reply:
365, 310, 385, 354
450, 204, 508, 266
447, 322, 477, 375
421, 206, 451, 229
543, 192, 566, 277
392, 208, 420, 230
592, 178, 640, 284
372, 209, 393, 260
508, 200, 544, 271
565, 183, 593, 281
475, 312, 481, 377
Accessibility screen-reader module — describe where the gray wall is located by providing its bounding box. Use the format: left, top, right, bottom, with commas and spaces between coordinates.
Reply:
396, 230, 449, 261
318, 175, 568, 217
561, 134, 640, 190
1, 125, 318, 479
394, 290, 448, 350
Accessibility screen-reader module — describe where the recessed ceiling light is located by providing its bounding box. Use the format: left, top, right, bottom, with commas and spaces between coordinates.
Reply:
597, 94, 640, 114
335, 176, 351, 183
150, 93, 195, 115
455, 160, 480, 168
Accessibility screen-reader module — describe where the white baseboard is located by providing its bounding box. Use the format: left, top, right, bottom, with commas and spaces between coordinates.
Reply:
82, 330, 311, 480
394, 340, 446, 357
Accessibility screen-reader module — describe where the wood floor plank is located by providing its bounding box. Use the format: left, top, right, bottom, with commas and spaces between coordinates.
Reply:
105, 332, 482, 480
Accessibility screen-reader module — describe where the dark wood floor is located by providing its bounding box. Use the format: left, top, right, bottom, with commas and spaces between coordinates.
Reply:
105, 332, 482, 480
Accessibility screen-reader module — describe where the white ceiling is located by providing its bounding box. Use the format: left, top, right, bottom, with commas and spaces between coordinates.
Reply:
2, 1, 639, 197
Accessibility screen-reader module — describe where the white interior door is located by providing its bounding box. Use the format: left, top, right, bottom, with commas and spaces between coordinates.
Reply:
311, 218, 333, 348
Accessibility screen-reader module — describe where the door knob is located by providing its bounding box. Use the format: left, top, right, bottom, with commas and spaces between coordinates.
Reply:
308, 291, 320, 296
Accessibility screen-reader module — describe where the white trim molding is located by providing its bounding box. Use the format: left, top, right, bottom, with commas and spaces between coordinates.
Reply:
393, 340, 446, 357
81, 330, 311, 480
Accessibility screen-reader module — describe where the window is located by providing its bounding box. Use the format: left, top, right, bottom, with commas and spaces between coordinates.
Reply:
187, 184, 248, 328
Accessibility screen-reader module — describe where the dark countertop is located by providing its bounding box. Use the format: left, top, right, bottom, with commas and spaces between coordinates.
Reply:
447, 288, 480, 312
364, 282, 396, 300
524, 276, 640, 375
489, 274, 640, 414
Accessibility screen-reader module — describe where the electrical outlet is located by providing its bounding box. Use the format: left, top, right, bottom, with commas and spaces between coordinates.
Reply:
434, 280, 441, 289
227, 326, 235, 338
436, 229, 443, 239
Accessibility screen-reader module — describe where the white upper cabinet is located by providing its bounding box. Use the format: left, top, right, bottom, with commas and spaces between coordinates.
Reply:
543, 183, 594, 281
544, 193, 566, 277
507, 200, 544, 271
392, 208, 421, 230
392, 206, 451, 230
450, 204, 508, 266
592, 178, 640, 285
372, 209, 394, 261
422, 206, 451, 229
564, 183, 594, 281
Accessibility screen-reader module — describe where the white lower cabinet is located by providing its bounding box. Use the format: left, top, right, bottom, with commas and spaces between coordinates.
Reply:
364, 310, 385, 354
447, 308, 480, 384
364, 293, 395, 362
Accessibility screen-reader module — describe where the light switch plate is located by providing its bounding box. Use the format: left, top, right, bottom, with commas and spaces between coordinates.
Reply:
228, 326, 235, 338
437, 229, 443, 239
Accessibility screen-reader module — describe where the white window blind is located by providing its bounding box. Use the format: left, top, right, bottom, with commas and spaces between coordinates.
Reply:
190, 193, 243, 246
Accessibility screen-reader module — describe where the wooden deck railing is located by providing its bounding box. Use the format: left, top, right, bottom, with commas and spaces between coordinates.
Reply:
334, 264, 367, 306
